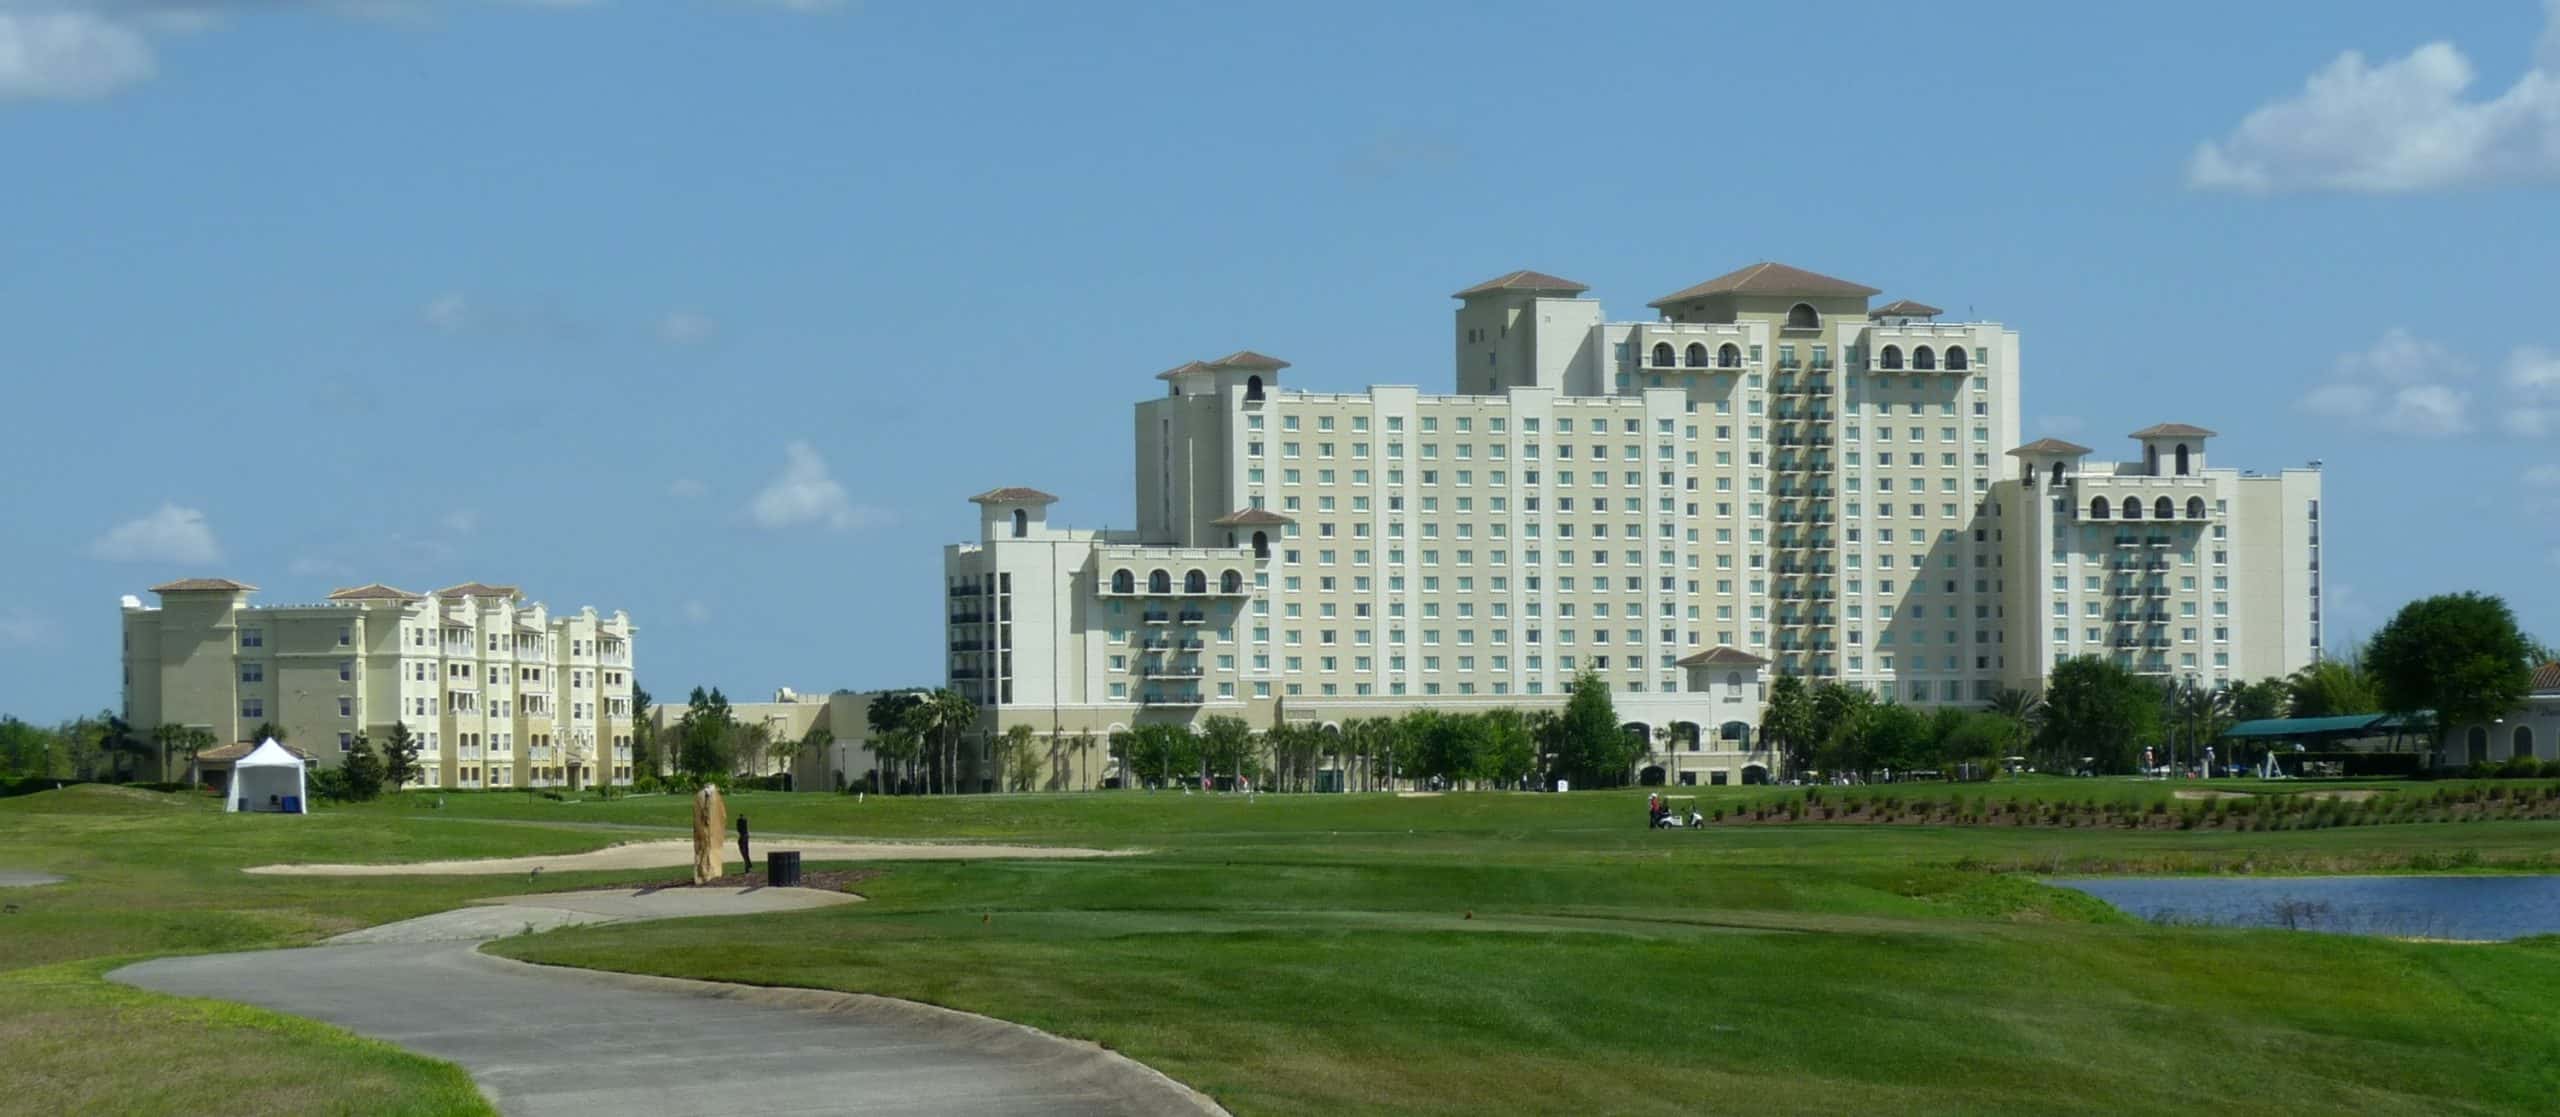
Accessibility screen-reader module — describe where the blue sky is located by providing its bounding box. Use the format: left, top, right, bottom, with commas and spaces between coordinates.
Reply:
4, 0, 2557, 721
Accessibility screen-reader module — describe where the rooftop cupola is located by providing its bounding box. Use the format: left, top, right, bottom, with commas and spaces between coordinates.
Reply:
2128, 423, 2216, 478
969, 486, 1060, 541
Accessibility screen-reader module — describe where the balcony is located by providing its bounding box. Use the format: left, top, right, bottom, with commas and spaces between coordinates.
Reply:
1177, 610, 1207, 625
1142, 611, 1171, 625
949, 612, 985, 625
1139, 690, 1205, 707
1145, 663, 1205, 680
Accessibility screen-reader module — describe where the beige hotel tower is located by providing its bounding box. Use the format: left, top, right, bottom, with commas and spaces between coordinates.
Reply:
121, 580, 637, 790
945, 263, 2324, 787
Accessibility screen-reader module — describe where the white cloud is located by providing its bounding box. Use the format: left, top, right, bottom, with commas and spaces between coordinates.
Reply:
669, 478, 708, 499
0, 608, 51, 648
2188, 3, 2560, 193
2503, 346, 2560, 436
0, 9, 156, 101
2524, 464, 2560, 488
681, 599, 711, 623
90, 503, 220, 564
657, 309, 716, 346
2294, 329, 2477, 436
749, 441, 880, 531
422, 292, 471, 332
441, 508, 479, 535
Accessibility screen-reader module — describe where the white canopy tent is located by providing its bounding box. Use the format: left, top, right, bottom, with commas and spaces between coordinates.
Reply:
225, 739, 308, 814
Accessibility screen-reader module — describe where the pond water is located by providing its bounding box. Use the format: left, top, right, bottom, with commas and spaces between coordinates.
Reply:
2054, 875, 2560, 941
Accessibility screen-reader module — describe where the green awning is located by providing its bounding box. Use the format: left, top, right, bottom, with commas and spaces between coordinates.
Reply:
2220, 713, 2428, 740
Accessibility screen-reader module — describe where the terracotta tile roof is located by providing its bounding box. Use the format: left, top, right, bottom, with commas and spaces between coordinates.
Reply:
2533, 661, 2560, 693
150, 578, 257, 593
970, 487, 1060, 504
1675, 646, 1772, 668
433, 582, 522, 601
2006, 438, 2096, 457
1648, 262, 1881, 308
1212, 507, 1293, 527
2130, 423, 2218, 439
327, 583, 422, 602
1451, 269, 1591, 299
1870, 298, 1943, 318
1152, 360, 1212, 381
1205, 350, 1290, 371
196, 740, 315, 764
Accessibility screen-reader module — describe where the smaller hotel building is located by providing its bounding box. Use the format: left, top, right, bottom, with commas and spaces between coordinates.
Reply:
121, 579, 638, 790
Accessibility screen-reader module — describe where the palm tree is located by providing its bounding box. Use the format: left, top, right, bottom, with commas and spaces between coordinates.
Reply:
1985, 687, 2043, 770
150, 723, 185, 784
927, 688, 977, 793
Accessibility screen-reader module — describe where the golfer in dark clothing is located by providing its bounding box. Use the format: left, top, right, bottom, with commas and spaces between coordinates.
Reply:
736, 816, 751, 876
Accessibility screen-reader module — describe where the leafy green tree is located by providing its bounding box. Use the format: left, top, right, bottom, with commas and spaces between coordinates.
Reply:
1938, 711, 2013, 776
338, 732, 386, 801
1406, 710, 1491, 788
2033, 656, 2160, 773
675, 687, 737, 782
251, 721, 288, 743
2366, 591, 2534, 761
2225, 677, 2289, 722
1199, 716, 1254, 785
2285, 660, 2378, 718
1476, 708, 1538, 789
1761, 676, 1816, 778
380, 722, 422, 789
1550, 671, 1637, 787
630, 683, 659, 780
1835, 703, 1930, 776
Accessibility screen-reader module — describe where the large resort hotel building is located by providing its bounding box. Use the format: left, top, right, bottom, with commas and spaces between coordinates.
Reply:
945, 262, 2324, 785
121, 579, 637, 790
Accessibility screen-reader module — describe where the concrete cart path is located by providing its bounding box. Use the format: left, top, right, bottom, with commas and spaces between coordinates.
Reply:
110, 889, 1225, 1117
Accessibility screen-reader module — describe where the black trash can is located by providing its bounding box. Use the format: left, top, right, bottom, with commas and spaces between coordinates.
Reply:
766, 850, 802, 888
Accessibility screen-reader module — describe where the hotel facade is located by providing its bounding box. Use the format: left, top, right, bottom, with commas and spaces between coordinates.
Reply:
943, 263, 2323, 787
121, 579, 638, 790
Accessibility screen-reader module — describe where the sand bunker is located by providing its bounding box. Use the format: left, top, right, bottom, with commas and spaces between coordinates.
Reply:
1394, 791, 1444, 799
2297, 789, 2382, 802
2172, 789, 2254, 801
245, 839, 1131, 876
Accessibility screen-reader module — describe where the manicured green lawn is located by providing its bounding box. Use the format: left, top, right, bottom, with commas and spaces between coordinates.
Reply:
11, 781, 2560, 1115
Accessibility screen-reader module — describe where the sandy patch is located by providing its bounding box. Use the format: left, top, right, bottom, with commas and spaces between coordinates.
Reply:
2298, 790, 2382, 802
1395, 791, 1444, 799
245, 839, 1131, 876
2172, 790, 2253, 801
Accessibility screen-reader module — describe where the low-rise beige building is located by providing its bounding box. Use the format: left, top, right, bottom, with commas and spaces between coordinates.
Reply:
121, 579, 637, 790
645, 687, 899, 792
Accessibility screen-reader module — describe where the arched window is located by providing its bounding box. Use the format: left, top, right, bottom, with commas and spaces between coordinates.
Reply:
2467, 726, 2489, 765
1010, 508, 1027, 538
1110, 569, 1134, 594
2050, 462, 2065, 487
1786, 303, 1820, 331
1651, 342, 1674, 367
1220, 569, 1243, 594
2174, 443, 2191, 476
2089, 496, 2109, 519
2154, 496, 2174, 520
1724, 671, 1743, 697
2186, 496, 2206, 519
1245, 375, 1265, 402
1251, 531, 1270, 559
1946, 347, 1969, 370
2516, 725, 2537, 761
1718, 343, 1741, 368
2121, 496, 2143, 519
1912, 346, 1937, 371
1879, 345, 1904, 370
1684, 342, 1707, 368
2021, 460, 2036, 486
1147, 569, 1171, 594
1183, 569, 1207, 594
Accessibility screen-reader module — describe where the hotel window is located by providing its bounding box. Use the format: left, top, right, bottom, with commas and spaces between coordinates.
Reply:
239, 627, 263, 649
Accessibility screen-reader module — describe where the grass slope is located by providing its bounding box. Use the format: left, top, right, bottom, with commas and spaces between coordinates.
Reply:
11, 782, 2560, 1115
